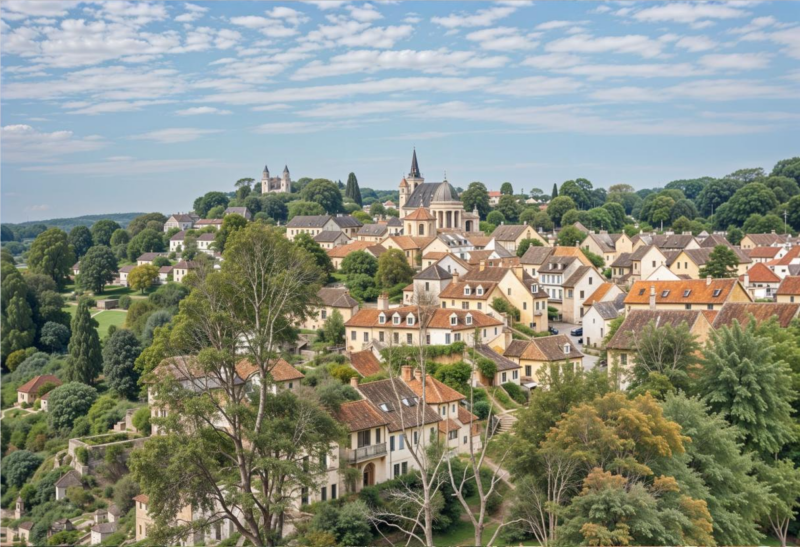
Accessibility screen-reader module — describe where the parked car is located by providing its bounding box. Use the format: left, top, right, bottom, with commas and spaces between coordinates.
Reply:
578, 338, 583, 345
570, 327, 583, 336
548, 326, 559, 335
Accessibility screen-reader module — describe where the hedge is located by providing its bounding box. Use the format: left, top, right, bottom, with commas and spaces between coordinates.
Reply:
502, 382, 527, 405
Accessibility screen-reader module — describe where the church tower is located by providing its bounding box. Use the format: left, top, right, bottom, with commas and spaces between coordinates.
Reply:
15, 496, 24, 520
399, 177, 409, 210
261, 165, 270, 195
281, 165, 290, 193
406, 148, 424, 190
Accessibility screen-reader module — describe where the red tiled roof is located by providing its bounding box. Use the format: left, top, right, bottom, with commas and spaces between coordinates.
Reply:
236, 358, 304, 383
405, 208, 436, 221
350, 350, 382, 377
17, 375, 61, 395
777, 276, 800, 295
327, 241, 378, 258
405, 373, 465, 404
583, 282, 615, 306
346, 307, 502, 331
133, 494, 149, 504
335, 399, 389, 432
625, 279, 742, 305
741, 262, 781, 284
746, 246, 781, 259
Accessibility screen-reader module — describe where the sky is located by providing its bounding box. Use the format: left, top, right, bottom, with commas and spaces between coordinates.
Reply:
1, 1, 799, 223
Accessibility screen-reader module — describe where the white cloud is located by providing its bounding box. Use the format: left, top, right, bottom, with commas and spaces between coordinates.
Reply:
346, 3, 383, 22
0, 1, 78, 20
300, 100, 427, 118
66, 99, 176, 115
130, 127, 223, 143
1, 124, 104, 163
521, 53, 582, 69
674, 35, 718, 52
591, 79, 796, 102
431, 6, 518, 29
229, 15, 300, 37
300, 16, 413, 49
175, 106, 232, 116
302, 1, 349, 10
175, 2, 208, 23
546, 33, 664, 58
253, 121, 333, 134
631, 3, 750, 26
23, 157, 224, 176
466, 27, 540, 51
535, 20, 588, 31
740, 26, 800, 60
699, 53, 771, 70
488, 76, 582, 97
560, 62, 705, 80
292, 49, 509, 80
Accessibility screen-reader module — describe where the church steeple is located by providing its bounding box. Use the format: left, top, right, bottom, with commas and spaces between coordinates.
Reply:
409, 148, 421, 179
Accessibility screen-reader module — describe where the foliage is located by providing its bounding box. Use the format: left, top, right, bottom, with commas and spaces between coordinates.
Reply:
490, 297, 520, 321
502, 382, 527, 404
294, 232, 333, 275
1, 261, 36, 361
376, 248, 414, 289
515, 237, 543, 257
547, 196, 577, 226
472, 400, 491, 420
214, 213, 248, 254
68, 226, 93, 258
714, 182, 779, 229
581, 248, 604, 268
301, 179, 343, 214
698, 244, 740, 278
193, 191, 230, 218
127, 264, 158, 294
345, 172, 363, 206
340, 250, 378, 278
28, 228, 75, 289
345, 273, 380, 302
127, 213, 167, 236
433, 361, 472, 395
2, 450, 44, 488
476, 357, 496, 380
757, 458, 800, 547
109, 228, 130, 247
47, 382, 98, 431
486, 211, 505, 226
103, 329, 143, 399
148, 282, 189, 311
90, 219, 122, 247
461, 182, 491, 219
310, 500, 373, 546
323, 310, 345, 346
65, 298, 102, 384
40, 321, 71, 353
496, 195, 523, 223
132, 406, 152, 435
628, 319, 700, 394
142, 310, 172, 345
125, 300, 157, 336
79, 245, 118, 293
556, 225, 585, 247
126, 228, 165, 262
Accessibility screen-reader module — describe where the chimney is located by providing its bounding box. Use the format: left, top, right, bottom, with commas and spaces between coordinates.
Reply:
479, 259, 486, 272
706, 275, 712, 286
401, 365, 414, 383
350, 376, 359, 389
377, 293, 389, 310
512, 264, 524, 281
649, 285, 656, 310
453, 271, 460, 283
744, 273, 750, 287
771, 229, 776, 234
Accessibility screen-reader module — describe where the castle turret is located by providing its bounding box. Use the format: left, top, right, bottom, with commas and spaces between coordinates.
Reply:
399, 177, 409, 210
281, 165, 290, 193
261, 165, 270, 194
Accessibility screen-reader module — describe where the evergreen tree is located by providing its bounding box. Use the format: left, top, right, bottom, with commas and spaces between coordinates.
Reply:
79, 245, 118, 294
103, 329, 142, 399
345, 172, 363, 206
699, 245, 740, 278
1, 261, 36, 361
551, 182, 558, 199
696, 321, 794, 456
66, 299, 102, 385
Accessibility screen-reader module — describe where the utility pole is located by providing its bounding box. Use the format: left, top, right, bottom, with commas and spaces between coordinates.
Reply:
784, 209, 788, 234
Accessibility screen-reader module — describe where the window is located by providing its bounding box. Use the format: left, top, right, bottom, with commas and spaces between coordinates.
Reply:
321, 309, 327, 320
513, 370, 518, 380
501, 372, 507, 383
331, 484, 337, 500
462, 301, 469, 310
465, 314, 473, 325
445, 333, 451, 344
394, 464, 400, 477
450, 314, 458, 326
393, 314, 401, 325
507, 288, 512, 296
413, 431, 419, 445
464, 286, 471, 296
364, 332, 369, 342
568, 289, 573, 298
707, 304, 714, 310
563, 344, 571, 354
661, 290, 670, 298
378, 313, 386, 325
525, 365, 532, 376
402, 462, 408, 474
579, 291, 584, 299
357, 430, 371, 448
712, 289, 722, 297
638, 288, 645, 296
477, 303, 482, 310
351, 331, 356, 341
620, 354, 628, 365
452, 404, 456, 413
407, 314, 415, 326
441, 406, 446, 416
321, 487, 327, 501
390, 436, 395, 451
407, 333, 413, 344
588, 277, 593, 285
685, 304, 692, 310
399, 435, 405, 450
425, 282, 429, 291
683, 289, 692, 297
477, 286, 484, 296
454, 333, 461, 342
375, 428, 381, 443
448, 430, 457, 440
426, 334, 431, 344
393, 332, 399, 343
379, 331, 385, 342
463, 436, 468, 444
301, 488, 309, 506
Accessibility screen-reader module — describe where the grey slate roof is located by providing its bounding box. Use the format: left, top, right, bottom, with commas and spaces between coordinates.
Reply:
520, 246, 554, 265
474, 344, 520, 372
317, 287, 358, 308
591, 301, 623, 320
404, 182, 445, 209
415, 264, 452, 281
314, 231, 346, 243
563, 265, 592, 288
286, 215, 332, 228
357, 224, 388, 237
386, 217, 403, 227
491, 224, 528, 241
611, 252, 633, 268
332, 216, 363, 229
357, 378, 441, 433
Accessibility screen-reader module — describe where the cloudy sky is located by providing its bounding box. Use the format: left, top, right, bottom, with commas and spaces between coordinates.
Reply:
1, 0, 799, 222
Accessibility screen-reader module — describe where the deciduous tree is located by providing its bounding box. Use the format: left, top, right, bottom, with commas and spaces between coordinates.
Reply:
68, 226, 93, 258
460, 182, 491, 219
127, 228, 165, 262
28, 228, 75, 289
128, 264, 159, 294
79, 245, 118, 294
300, 179, 343, 214
546, 196, 576, 226
294, 233, 333, 275
90, 219, 122, 247
699, 244, 740, 278
47, 382, 98, 431
376, 248, 414, 289
500, 181, 514, 195
1, 261, 35, 361
340, 250, 378, 277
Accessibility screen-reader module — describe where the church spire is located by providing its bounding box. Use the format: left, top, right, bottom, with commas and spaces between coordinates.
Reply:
409, 148, 421, 178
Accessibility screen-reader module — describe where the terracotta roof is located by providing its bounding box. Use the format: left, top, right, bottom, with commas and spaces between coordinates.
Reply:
439, 281, 497, 300
384, 235, 435, 251
159, 266, 173, 274
350, 350, 382, 377
474, 344, 520, 371
405, 208, 436, 221
468, 236, 492, 247
457, 405, 478, 426
317, 287, 358, 308
405, 373, 466, 403
335, 399, 389, 432
54, 470, 82, 488
235, 358, 304, 383
583, 282, 616, 306
346, 307, 502, 331
772, 246, 800, 266
777, 276, 800, 295
519, 335, 584, 362
422, 252, 448, 261
606, 310, 704, 350
438, 417, 462, 434
153, 355, 208, 381
713, 302, 800, 329
553, 246, 593, 266
133, 494, 150, 504
741, 262, 781, 284
503, 340, 529, 358
624, 279, 743, 305
746, 246, 782, 259
491, 224, 530, 241
17, 375, 61, 395
327, 240, 380, 258
357, 378, 441, 432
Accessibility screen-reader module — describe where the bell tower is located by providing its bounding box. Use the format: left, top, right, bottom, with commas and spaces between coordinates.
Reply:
261, 165, 270, 194
406, 148, 424, 190
281, 165, 290, 193
15, 496, 24, 519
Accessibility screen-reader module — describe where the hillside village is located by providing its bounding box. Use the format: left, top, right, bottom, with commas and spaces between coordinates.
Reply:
2, 151, 800, 547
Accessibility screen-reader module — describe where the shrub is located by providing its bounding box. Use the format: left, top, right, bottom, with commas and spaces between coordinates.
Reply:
329, 364, 358, 384
48, 383, 98, 432
2, 450, 44, 487
476, 357, 496, 381
119, 295, 132, 310
513, 323, 536, 337
502, 382, 527, 404
75, 447, 89, 465
6, 349, 29, 371
131, 406, 151, 435
491, 297, 520, 321
473, 400, 491, 420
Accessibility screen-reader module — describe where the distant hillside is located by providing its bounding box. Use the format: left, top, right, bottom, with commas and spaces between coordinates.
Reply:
8, 212, 147, 231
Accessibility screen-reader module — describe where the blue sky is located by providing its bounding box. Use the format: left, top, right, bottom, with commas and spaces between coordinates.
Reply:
1, 0, 799, 223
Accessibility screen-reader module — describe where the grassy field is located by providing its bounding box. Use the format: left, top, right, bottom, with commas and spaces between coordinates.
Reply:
60, 282, 155, 299
93, 311, 127, 339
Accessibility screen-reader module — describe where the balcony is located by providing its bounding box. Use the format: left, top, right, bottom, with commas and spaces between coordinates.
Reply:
347, 443, 387, 463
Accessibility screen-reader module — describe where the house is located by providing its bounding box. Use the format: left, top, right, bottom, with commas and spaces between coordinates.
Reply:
403, 207, 437, 238
629, 245, 670, 283
473, 344, 521, 387
49, 518, 75, 538
404, 264, 453, 305
561, 265, 604, 324
345, 304, 504, 352
197, 232, 216, 255
40, 391, 52, 411
740, 263, 782, 299
489, 224, 548, 253
765, 246, 800, 278
327, 241, 386, 270
386, 217, 403, 235
137, 252, 167, 266
194, 218, 223, 231
380, 235, 435, 267
424, 232, 475, 261
356, 223, 389, 243
224, 206, 252, 220
333, 399, 389, 491
302, 287, 359, 331
645, 264, 682, 281
776, 276, 800, 303
164, 214, 196, 233
72, 262, 81, 276
17, 375, 61, 405
668, 247, 751, 279
582, 282, 624, 315
286, 215, 363, 242
583, 300, 625, 348
437, 278, 503, 315
624, 278, 752, 312
503, 335, 583, 386
169, 230, 187, 252
132, 494, 209, 545
173, 260, 199, 283
107, 505, 121, 523
235, 358, 304, 393
632, 233, 699, 252
740, 232, 790, 250
16, 522, 33, 544
606, 309, 713, 386
55, 470, 83, 501
349, 350, 383, 377
582, 232, 632, 265
488, 190, 502, 205
421, 252, 448, 269
134, 495, 154, 542
712, 302, 800, 330
697, 233, 732, 248
158, 266, 173, 284
313, 230, 352, 250
745, 246, 784, 263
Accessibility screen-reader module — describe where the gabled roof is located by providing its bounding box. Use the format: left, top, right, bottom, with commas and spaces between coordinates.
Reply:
174, 260, 199, 270
335, 399, 389, 432
54, 470, 82, 488
405, 373, 465, 403
405, 208, 436, 221
327, 241, 385, 258
384, 235, 435, 250
317, 287, 359, 308
345, 307, 502, 331
313, 230, 348, 243
170, 230, 187, 241
563, 265, 593, 288
611, 252, 632, 268
517, 335, 584, 362
584, 232, 616, 253
741, 262, 781, 284
744, 233, 789, 246
590, 301, 623, 321
286, 215, 333, 228
224, 207, 250, 216
630, 244, 664, 262
520, 246, 554, 266
712, 302, 800, 329
746, 246, 782, 259
772, 246, 800, 266
415, 264, 452, 281
169, 213, 194, 223
698, 234, 731, 248
439, 281, 498, 300
624, 279, 744, 305
235, 358, 304, 383
357, 378, 441, 432
17, 375, 61, 395
503, 339, 529, 358
491, 224, 529, 241
681, 247, 750, 266
777, 276, 800, 295
606, 310, 704, 350
332, 216, 363, 229
350, 350, 382, 377
386, 217, 403, 227
583, 282, 618, 306
474, 344, 520, 371
137, 252, 166, 262
357, 224, 388, 237
195, 218, 223, 226
197, 232, 215, 241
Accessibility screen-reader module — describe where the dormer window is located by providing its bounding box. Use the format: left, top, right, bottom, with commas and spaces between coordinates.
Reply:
476, 286, 484, 296
563, 344, 571, 354
407, 314, 415, 326
683, 289, 691, 297
450, 314, 458, 326
392, 313, 401, 325
464, 285, 471, 296
712, 289, 722, 297
465, 313, 473, 326
661, 290, 670, 298
531, 284, 538, 293
378, 313, 386, 325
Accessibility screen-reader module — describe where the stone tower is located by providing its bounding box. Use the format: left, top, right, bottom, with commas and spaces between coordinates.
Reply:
281, 165, 290, 193
15, 496, 24, 519
398, 177, 409, 210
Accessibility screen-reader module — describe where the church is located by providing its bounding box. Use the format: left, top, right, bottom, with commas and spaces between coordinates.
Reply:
399, 150, 480, 235
261, 164, 291, 194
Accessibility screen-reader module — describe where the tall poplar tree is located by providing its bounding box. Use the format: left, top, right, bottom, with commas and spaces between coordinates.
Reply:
66, 299, 102, 385
345, 172, 362, 206
551, 182, 559, 199
1, 260, 36, 361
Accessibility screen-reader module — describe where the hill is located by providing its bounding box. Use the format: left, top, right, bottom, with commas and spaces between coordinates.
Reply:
7, 212, 147, 232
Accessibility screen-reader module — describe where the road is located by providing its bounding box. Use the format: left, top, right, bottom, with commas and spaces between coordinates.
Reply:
549, 321, 599, 371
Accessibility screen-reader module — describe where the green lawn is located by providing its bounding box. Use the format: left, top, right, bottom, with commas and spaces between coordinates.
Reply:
429, 521, 523, 547
93, 311, 127, 339
60, 282, 155, 299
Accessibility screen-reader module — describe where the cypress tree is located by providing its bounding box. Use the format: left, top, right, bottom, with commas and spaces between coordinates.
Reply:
66, 298, 102, 385
346, 172, 362, 206
1, 262, 35, 361
552, 182, 559, 199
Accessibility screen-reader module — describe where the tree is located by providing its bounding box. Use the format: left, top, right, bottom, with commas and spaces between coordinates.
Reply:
757, 459, 800, 547
713, 182, 778, 229
496, 195, 522, 223
66, 299, 102, 385
601, 202, 626, 231
1, 261, 35, 361
1, 224, 15, 242
127, 228, 165, 262
500, 182, 514, 195
110, 228, 130, 247
79, 245, 118, 294
149, 282, 190, 311
28, 228, 75, 289
556, 225, 585, 247
142, 310, 172, 345
129, 223, 332, 547
771, 156, 800, 184
642, 194, 675, 227
345, 273, 380, 302
213, 213, 248, 253
585, 207, 614, 231
345, 172, 363, 206
376, 248, 414, 289
340, 250, 378, 278
288, 200, 326, 220
90, 219, 122, 247
727, 226, 744, 246
113, 475, 141, 515
193, 191, 230, 218
486, 211, 505, 226
40, 322, 70, 353
516, 238, 543, 257
294, 233, 333, 275
546, 196, 576, 226
696, 320, 794, 456
68, 226, 93, 258
461, 182, 491, 219
47, 382, 98, 431
369, 202, 386, 217
2, 450, 44, 488
323, 310, 345, 345
743, 213, 784, 234
696, 178, 742, 217
206, 205, 225, 219
670, 198, 698, 222
665, 177, 712, 200
128, 213, 167, 236
559, 179, 592, 210
301, 178, 343, 214
103, 329, 142, 399
695, 245, 738, 279
727, 167, 765, 184
128, 264, 159, 294
764, 175, 800, 203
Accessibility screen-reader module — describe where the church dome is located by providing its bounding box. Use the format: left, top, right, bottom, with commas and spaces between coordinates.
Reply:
432, 181, 459, 203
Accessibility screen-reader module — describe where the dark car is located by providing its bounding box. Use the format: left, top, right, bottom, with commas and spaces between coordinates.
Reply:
548, 326, 559, 335
570, 327, 583, 336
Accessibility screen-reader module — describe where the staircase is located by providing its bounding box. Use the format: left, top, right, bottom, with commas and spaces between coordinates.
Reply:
496, 412, 518, 433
